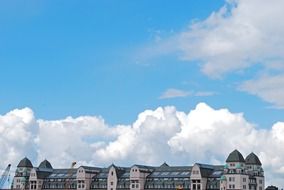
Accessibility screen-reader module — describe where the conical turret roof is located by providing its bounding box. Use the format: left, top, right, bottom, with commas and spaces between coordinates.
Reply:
226, 150, 245, 163
39, 159, 53, 169
245, 152, 262, 165
17, 157, 33, 168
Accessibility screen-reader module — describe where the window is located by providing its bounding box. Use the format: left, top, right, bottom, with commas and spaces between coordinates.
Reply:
110, 182, 113, 185
259, 180, 262, 184
259, 187, 262, 190
243, 178, 246, 182
111, 171, 114, 176
192, 179, 201, 190
197, 184, 201, 190
193, 170, 199, 175
243, 185, 246, 189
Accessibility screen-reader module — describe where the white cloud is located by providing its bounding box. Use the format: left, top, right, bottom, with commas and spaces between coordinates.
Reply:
159, 88, 191, 99
159, 89, 216, 99
36, 115, 127, 167
139, 0, 284, 108
0, 107, 37, 162
2, 104, 284, 187
239, 74, 284, 108
175, 0, 284, 77
0, 107, 37, 187
194, 91, 216, 97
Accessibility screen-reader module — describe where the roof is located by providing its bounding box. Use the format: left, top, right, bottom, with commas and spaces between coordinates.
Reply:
160, 162, 169, 167
46, 168, 77, 179
245, 153, 262, 165
132, 164, 155, 172
194, 163, 224, 178
109, 164, 131, 178
17, 157, 33, 168
39, 160, 53, 169
80, 166, 101, 174
81, 166, 101, 171
35, 169, 53, 179
266, 186, 278, 190
148, 165, 192, 178
226, 150, 245, 163
93, 168, 109, 179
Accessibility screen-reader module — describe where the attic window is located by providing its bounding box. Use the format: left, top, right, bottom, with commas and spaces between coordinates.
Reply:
111, 171, 114, 176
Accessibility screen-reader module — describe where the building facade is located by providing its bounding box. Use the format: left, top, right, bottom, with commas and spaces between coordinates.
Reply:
12, 150, 265, 190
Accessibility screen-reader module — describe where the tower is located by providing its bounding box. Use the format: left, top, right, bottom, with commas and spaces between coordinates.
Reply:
245, 153, 264, 190
222, 150, 249, 190
12, 157, 33, 190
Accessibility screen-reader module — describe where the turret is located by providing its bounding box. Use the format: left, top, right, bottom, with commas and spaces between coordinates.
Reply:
245, 152, 263, 175
225, 149, 246, 173
245, 153, 265, 190
223, 150, 249, 190
13, 157, 33, 190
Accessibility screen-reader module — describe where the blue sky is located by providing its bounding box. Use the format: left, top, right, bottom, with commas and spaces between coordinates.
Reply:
2, 0, 284, 187
1, 0, 283, 128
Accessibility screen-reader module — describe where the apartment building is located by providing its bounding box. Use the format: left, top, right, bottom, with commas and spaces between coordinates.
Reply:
12, 150, 264, 190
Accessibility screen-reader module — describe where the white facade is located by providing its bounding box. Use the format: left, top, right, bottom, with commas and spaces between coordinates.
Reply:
190, 164, 208, 190
129, 166, 152, 190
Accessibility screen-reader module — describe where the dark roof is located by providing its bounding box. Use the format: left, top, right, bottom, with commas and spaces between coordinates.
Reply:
194, 164, 224, 178
148, 165, 192, 178
39, 160, 53, 169
80, 166, 101, 174
93, 168, 109, 179
81, 166, 101, 171
46, 169, 77, 179
17, 157, 33, 168
160, 162, 169, 167
133, 164, 155, 172
245, 153, 262, 165
35, 169, 53, 179
226, 150, 245, 163
266, 186, 278, 190
198, 164, 214, 178
109, 164, 131, 178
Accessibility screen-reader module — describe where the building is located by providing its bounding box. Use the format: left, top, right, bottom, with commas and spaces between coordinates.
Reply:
265, 186, 278, 190
12, 150, 265, 190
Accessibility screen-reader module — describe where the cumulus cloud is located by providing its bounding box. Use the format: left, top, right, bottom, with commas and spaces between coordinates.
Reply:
2, 104, 284, 187
176, 0, 284, 77
0, 107, 37, 169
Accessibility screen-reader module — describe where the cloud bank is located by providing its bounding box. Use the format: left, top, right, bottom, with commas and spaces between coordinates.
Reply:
1, 103, 284, 187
